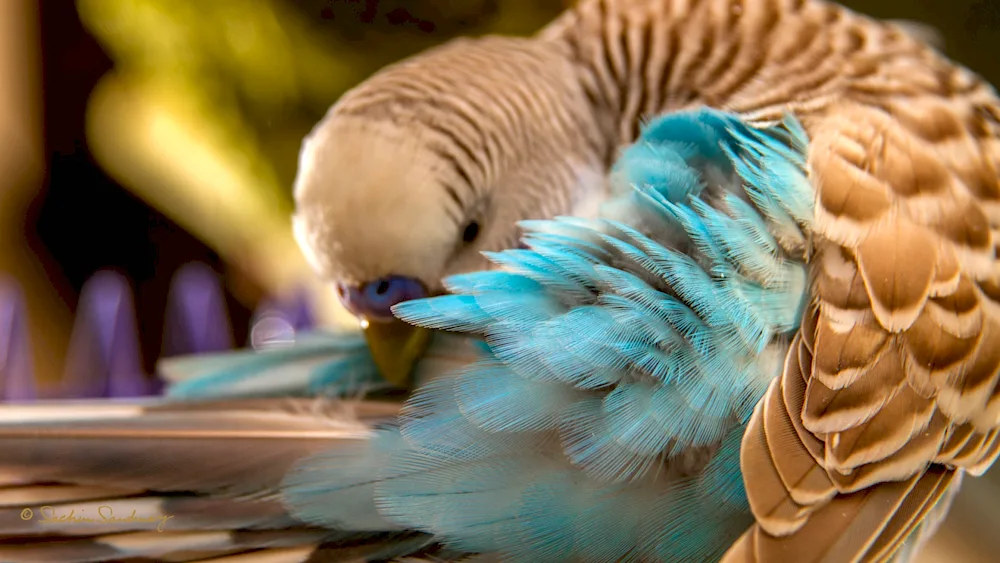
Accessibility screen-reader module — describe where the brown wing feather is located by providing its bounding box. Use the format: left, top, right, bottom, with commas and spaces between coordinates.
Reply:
723, 79, 1000, 561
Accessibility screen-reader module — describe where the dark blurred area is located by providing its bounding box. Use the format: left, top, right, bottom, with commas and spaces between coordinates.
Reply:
1, 1, 999, 559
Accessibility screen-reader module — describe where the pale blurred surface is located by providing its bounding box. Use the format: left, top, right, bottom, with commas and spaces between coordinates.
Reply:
2, 0, 1000, 559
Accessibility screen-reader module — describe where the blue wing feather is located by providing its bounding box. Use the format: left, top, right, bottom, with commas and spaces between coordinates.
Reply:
455, 360, 584, 433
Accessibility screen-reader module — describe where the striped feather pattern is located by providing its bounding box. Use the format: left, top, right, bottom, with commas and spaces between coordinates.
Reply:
541, 0, 975, 148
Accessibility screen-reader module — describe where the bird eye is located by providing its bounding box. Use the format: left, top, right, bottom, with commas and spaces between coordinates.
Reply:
337, 276, 427, 320
462, 221, 480, 243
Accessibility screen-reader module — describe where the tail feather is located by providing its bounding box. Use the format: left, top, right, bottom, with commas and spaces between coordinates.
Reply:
2, 495, 301, 536
0, 530, 435, 563
0, 484, 146, 508
0, 398, 425, 562
0, 530, 334, 563
0, 398, 398, 496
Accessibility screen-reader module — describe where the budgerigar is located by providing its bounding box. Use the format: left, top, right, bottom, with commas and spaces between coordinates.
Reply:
288, 0, 987, 391
3, 0, 1000, 561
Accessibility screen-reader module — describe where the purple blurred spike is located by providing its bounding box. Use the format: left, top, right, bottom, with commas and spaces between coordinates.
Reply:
62, 270, 149, 398
0, 276, 36, 401
162, 262, 233, 357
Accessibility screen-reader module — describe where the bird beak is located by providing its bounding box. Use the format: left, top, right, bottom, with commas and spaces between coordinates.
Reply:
361, 317, 431, 389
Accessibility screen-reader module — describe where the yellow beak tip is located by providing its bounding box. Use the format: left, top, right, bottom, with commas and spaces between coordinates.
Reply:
362, 319, 430, 389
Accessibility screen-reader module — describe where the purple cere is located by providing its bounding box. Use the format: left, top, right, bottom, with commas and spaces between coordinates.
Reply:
337, 275, 427, 321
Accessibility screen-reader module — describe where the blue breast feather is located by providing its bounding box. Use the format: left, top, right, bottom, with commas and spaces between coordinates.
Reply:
281, 108, 815, 562
161, 329, 388, 399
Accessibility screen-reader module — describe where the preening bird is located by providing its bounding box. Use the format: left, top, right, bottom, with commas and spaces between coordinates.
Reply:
287, 0, 992, 394
6, 0, 1000, 561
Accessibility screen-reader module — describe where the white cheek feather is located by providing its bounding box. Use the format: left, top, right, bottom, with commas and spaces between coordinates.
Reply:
291, 118, 463, 284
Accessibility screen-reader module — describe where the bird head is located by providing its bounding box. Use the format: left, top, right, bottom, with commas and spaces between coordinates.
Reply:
292, 36, 608, 387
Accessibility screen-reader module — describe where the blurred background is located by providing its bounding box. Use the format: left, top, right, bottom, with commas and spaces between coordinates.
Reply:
0, 0, 998, 560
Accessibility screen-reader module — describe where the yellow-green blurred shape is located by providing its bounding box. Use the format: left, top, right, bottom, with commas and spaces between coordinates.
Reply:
78, 0, 365, 327
77, 0, 362, 119
0, 0, 72, 386
86, 73, 349, 327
